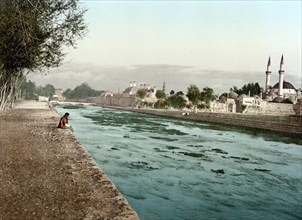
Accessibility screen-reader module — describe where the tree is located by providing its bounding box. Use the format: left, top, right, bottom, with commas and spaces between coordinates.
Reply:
43, 84, 56, 97
37, 84, 55, 97
170, 90, 175, 95
63, 88, 73, 99
70, 82, 101, 99
166, 95, 186, 109
0, 0, 87, 111
186, 85, 200, 107
230, 83, 261, 96
156, 90, 166, 99
200, 87, 215, 109
20, 81, 57, 99
176, 91, 184, 96
154, 99, 168, 109
20, 80, 37, 100
136, 89, 147, 100
58, 83, 102, 100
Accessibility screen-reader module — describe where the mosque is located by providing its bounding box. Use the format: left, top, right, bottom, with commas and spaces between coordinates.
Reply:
88, 54, 300, 114
122, 81, 157, 101
210, 55, 300, 115
263, 55, 297, 102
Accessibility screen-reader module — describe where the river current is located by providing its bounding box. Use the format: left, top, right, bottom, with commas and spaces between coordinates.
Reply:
55, 105, 302, 220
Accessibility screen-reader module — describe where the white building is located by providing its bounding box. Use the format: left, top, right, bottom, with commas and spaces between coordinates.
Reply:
264, 55, 297, 100
52, 88, 65, 101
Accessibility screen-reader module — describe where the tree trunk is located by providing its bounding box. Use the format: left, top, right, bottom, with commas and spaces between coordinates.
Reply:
0, 71, 24, 112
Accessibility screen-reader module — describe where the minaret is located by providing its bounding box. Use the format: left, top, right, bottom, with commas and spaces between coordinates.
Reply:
265, 57, 271, 94
162, 82, 166, 93
278, 54, 284, 97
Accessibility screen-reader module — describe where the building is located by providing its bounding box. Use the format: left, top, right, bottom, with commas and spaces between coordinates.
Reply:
51, 88, 65, 101
89, 81, 158, 107
264, 55, 297, 101
209, 55, 300, 115
122, 81, 157, 102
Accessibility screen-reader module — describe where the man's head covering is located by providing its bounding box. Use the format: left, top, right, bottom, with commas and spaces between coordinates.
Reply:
64, 112, 69, 116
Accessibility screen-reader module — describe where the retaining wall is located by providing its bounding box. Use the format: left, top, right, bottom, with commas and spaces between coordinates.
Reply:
128, 108, 302, 135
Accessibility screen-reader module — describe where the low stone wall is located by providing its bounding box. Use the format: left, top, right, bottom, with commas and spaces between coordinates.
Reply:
89, 96, 136, 107
126, 108, 302, 135
262, 102, 295, 115
110, 96, 136, 107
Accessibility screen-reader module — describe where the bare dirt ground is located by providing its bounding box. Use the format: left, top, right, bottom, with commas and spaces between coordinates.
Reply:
0, 101, 139, 220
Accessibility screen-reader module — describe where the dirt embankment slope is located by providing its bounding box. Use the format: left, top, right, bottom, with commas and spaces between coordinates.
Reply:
0, 101, 139, 220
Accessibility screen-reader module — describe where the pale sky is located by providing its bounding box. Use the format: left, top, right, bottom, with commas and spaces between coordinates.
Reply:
29, 0, 302, 94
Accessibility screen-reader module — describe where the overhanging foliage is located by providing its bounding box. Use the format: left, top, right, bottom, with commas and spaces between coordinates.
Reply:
0, 0, 87, 111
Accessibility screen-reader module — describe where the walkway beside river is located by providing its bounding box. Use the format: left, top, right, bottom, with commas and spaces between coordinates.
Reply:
0, 101, 139, 220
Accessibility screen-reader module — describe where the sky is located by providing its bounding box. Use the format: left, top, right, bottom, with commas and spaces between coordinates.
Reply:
29, 0, 302, 94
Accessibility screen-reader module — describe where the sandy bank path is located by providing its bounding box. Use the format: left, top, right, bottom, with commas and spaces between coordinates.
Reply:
0, 101, 139, 220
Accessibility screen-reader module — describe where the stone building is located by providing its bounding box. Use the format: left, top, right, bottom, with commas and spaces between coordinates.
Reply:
89, 81, 158, 107
122, 81, 157, 103
51, 88, 65, 101
210, 98, 236, 113
264, 55, 297, 102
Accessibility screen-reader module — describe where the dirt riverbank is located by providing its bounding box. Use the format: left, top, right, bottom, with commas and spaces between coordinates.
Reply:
0, 101, 139, 220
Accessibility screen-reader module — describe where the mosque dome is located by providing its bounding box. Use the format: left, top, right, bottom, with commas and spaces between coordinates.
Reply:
228, 91, 238, 99
272, 81, 296, 90
123, 87, 138, 94
219, 95, 227, 103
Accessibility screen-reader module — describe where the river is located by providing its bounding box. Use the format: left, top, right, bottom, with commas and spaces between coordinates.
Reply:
55, 105, 302, 220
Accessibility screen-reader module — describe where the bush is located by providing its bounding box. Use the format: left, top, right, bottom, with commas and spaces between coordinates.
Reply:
166, 95, 186, 109
154, 100, 168, 109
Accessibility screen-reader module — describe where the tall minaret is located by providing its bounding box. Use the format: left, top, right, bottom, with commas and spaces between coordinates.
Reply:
265, 56, 271, 94
278, 54, 284, 97
162, 82, 166, 93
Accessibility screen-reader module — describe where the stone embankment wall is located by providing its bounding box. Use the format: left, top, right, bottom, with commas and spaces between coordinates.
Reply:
262, 102, 296, 115
89, 96, 136, 107
127, 108, 302, 135
110, 96, 136, 107
211, 100, 296, 115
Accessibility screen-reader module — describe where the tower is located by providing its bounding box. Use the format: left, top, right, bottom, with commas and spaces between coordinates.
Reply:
162, 82, 166, 93
265, 57, 271, 94
278, 54, 284, 97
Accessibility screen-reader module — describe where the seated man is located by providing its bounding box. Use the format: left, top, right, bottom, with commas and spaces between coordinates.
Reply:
57, 112, 70, 129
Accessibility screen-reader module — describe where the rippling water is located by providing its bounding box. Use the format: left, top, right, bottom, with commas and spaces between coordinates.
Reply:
55, 105, 302, 220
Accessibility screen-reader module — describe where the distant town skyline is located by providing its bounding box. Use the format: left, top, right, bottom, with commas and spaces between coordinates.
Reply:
29, 0, 301, 94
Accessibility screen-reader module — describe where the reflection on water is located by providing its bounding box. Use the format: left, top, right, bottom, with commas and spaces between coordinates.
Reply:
56, 105, 302, 220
